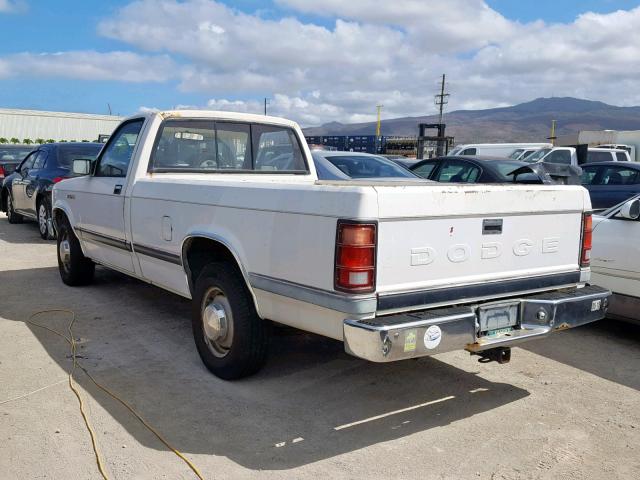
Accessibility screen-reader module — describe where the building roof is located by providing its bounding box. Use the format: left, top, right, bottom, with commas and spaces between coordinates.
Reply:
0, 108, 123, 122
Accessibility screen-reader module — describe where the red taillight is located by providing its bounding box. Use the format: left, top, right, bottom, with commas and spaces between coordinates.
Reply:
581, 213, 592, 267
0, 165, 5, 178
335, 222, 376, 293
52, 176, 67, 184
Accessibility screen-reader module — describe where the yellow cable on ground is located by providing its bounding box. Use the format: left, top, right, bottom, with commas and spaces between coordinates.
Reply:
26, 310, 205, 480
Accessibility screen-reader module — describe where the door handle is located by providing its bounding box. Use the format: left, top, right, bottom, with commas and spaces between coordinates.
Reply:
114, 184, 122, 195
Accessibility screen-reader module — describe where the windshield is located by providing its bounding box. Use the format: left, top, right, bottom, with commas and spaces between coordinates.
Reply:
324, 154, 417, 179
0, 147, 33, 162
508, 149, 524, 159
57, 144, 103, 168
523, 148, 551, 163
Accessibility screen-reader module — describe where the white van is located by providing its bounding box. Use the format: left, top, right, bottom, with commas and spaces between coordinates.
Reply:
448, 143, 551, 158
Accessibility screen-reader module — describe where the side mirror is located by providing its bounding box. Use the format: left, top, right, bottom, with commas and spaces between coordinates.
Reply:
619, 198, 640, 220
72, 158, 92, 175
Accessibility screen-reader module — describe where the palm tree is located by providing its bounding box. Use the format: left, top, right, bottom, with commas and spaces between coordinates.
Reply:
10, 137, 20, 144
0, 137, 8, 144
46, 139, 55, 143
35, 138, 45, 144
23, 138, 33, 145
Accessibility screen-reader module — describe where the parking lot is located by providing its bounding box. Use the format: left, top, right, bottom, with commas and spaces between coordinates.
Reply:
0, 214, 639, 480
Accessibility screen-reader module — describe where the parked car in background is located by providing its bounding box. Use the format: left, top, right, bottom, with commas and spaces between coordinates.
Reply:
592, 195, 640, 322
312, 150, 420, 180
508, 147, 542, 161
586, 148, 630, 163
448, 143, 550, 158
580, 161, 640, 209
524, 146, 578, 166
1, 142, 102, 239
409, 156, 536, 183
593, 144, 636, 162
0, 145, 34, 181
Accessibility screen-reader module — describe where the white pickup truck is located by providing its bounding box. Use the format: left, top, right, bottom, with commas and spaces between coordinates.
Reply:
52, 111, 610, 379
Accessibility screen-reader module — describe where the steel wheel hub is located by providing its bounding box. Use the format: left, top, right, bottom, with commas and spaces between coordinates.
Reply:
201, 288, 233, 358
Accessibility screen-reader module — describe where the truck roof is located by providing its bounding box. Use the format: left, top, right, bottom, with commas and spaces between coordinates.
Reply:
124, 110, 301, 130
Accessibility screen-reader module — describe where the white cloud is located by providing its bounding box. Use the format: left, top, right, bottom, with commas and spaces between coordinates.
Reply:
6, 0, 640, 126
0, 0, 27, 13
0, 51, 176, 83
97, 0, 640, 125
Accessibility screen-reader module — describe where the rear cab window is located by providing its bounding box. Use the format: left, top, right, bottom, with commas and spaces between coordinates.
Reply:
150, 119, 308, 174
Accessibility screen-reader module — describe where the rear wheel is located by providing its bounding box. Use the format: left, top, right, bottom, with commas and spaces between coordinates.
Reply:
38, 198, 55, 240
6, 193, 23, 224
56, 216, 95, 286
192, 262, 269, 379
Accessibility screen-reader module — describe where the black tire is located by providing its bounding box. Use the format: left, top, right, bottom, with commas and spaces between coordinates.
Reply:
56, 215, 95, 286
6, 192, 23, 224
192, 262, 269, 379
37, 197, 55, 240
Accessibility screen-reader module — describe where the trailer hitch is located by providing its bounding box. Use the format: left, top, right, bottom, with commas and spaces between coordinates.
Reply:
472, 347, 511, 364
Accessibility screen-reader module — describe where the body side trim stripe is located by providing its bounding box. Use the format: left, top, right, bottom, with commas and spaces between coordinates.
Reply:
133, 243, 183, 266
248, 272, 377, 315
76, 227, 132, 251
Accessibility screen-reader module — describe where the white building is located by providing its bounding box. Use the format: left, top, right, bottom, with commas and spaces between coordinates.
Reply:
0, 108, 123, 142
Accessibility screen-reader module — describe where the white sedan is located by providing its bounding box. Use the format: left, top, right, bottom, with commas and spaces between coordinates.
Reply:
591, 194, 640, 321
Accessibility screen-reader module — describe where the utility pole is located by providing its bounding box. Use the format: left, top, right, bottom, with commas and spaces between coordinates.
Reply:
107, 103, 112, 115
264, 97, 270, 116
550, 119, 557, 146
375, 105, 383, 137
434, 74, 449, 125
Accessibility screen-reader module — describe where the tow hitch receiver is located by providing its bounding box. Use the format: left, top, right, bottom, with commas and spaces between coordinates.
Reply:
473, 347, 511, 364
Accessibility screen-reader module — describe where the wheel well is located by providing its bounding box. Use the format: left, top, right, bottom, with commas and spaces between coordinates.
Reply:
183, 236, 252, 297
52, 208, 67, 229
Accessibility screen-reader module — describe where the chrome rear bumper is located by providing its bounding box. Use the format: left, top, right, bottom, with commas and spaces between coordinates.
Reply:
343, 285, 610, 362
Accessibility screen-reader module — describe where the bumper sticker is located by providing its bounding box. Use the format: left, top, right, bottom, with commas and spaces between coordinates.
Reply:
424, 325, 442, 349
404, 330, 417, 352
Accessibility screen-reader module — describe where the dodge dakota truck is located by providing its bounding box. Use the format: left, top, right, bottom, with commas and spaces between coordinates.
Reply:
52, 111, 610, 379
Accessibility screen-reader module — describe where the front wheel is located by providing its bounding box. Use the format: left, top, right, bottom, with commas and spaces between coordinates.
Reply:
192, 262, 269, 379
6, 193, 23, 224
38, 198, 55, 240
56, 216, 95, 286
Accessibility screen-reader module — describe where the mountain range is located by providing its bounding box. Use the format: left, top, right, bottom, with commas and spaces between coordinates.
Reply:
303, 97, 640, 143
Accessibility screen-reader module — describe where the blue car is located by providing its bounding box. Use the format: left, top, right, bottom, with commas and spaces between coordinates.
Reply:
1, 142, 103, 239
581, 161, 640, 210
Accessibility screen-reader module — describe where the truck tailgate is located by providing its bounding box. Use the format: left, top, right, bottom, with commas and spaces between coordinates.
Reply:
374, 184, 588, 297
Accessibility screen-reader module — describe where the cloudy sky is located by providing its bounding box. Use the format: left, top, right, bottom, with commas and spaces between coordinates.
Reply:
0, 0, 638, 126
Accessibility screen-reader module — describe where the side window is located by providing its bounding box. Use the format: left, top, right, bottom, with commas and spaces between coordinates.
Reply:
435, 160, 481, 183
412, 161, 438, 178
586, 151, 610, 163
96, 119, 144, 177
216, 122, 251, 170
21, 151, 37, 171
581, 167, 599, 185
544, 150, 572, 165
616, 152, 628, 162
461, 148, 477, 155
252, 125, 306, 172
152, 120, 216, 170
601, 167, 640, 185
32, 151, 47, 169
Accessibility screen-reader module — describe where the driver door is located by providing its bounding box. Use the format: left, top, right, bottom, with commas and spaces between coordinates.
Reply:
74, 118, 145, 274
11, 151, 37, 212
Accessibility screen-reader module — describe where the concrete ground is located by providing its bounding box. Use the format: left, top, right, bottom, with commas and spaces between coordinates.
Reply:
1, 214, 639, 480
